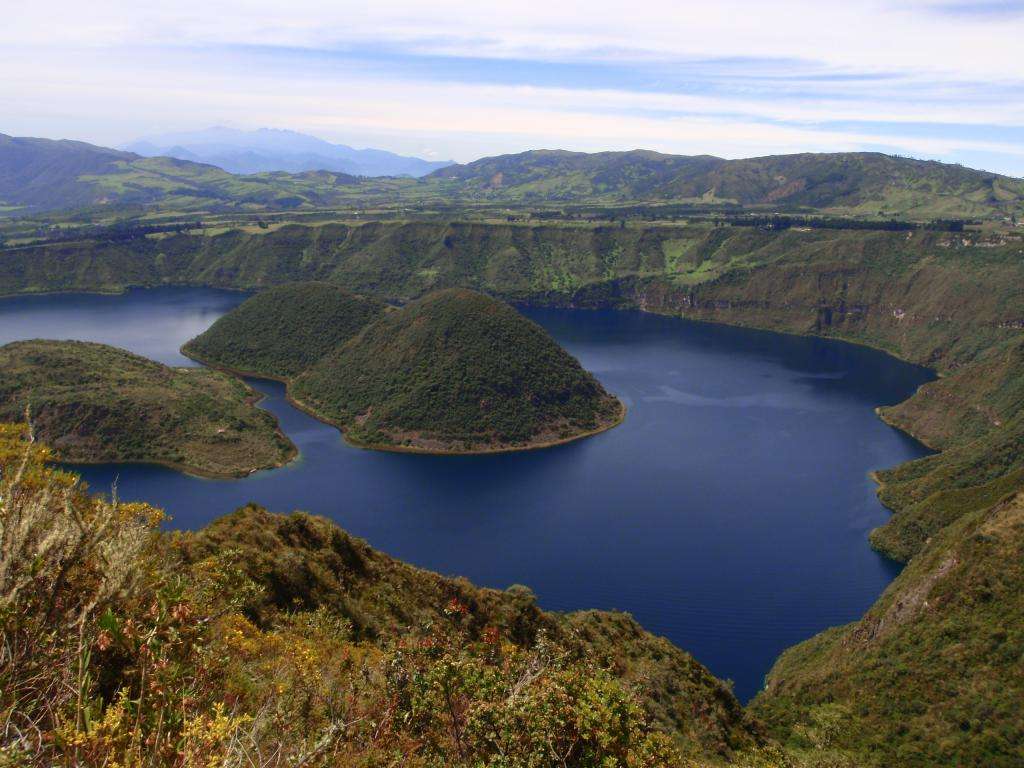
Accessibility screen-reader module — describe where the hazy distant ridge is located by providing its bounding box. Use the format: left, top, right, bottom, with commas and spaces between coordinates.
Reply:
124, 127, 453, 177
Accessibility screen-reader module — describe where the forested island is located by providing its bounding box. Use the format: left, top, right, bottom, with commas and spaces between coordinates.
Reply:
181, 281, 386, 379
186, 284, 624, 453
0, 340, 295, 477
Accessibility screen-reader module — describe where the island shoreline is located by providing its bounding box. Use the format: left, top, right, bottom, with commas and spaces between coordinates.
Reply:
181, 343, 627, 456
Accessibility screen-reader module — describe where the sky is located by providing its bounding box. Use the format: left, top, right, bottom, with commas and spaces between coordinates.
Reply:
3, 1, 1024, 175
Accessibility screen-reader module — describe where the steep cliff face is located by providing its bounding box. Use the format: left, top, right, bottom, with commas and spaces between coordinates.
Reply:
3, 224, 1020, 471
878, 338, 1024, 451
3, 222, 1021, 369
528, 230, 1021, 370
751, 491, 1024, 767
2, 219, 1023, 765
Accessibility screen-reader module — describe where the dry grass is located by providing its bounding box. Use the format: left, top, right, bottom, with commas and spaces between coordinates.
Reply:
0, 418, 158, 760
0, 422, 718, 766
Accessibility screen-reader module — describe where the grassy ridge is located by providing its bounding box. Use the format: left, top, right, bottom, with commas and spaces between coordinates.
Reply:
430, 150, 1024, 218
180, 503, 760, 756
751, 489, 1024, 767
0, 132, 417, 214
872, 366, 1024, 562
0, 340, 295, 476
733, 271, 1024, 765
292, 288, 623, 451
0, 425, 764, 765
182, 282, 385, 379
6, 134, 1023, 219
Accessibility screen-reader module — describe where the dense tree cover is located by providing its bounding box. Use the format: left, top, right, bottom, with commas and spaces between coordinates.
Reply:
0, 202, 1022, 762
184, 284, 622, 452
0, 426, 769, 766
292, 289, 623, 451
0, 340, 294, 476
183, 282, 385, 379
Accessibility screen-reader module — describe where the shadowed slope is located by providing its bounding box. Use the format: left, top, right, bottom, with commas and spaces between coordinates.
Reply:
182, 282, 385, 379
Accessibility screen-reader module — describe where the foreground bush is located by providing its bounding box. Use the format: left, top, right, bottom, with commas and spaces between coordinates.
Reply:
0, 423, 699, 766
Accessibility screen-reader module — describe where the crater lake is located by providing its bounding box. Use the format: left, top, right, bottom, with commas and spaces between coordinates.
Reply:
0, 286, 933, 701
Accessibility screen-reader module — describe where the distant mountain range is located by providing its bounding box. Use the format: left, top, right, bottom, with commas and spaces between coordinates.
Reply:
1, 131, 1022, 219
124, 127, 453, 178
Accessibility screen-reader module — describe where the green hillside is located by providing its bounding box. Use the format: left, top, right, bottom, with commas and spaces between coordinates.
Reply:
292, 289, 623, 452
1, 211, 1023, 763
752, 489, 1024, 767
750, 339, 1024, 765
3, 134, 1023, 219
430, 149, 1024, 218
0, 340, 295, 476
0, 133, 414, 215
3, 220, 1020, 373
869, 338, 1024, 561
734, 273, 1024, 766
429, 148, 724, 201
673, 152, 1024, 217
0, 134, 135, 213
182, 282, 385, 378
0, 425, 764, 765
181, 503, 759, 756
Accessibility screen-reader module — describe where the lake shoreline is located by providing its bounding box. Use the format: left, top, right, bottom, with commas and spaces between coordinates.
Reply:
7, 287, 932, 702
2, 279, 938, 379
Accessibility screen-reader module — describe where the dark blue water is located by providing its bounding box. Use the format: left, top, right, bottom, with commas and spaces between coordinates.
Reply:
0, 287, 933, 701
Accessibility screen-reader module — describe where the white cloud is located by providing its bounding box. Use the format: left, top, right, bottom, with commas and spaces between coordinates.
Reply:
2, 1, 1023, 172
5, 1, 1022, 79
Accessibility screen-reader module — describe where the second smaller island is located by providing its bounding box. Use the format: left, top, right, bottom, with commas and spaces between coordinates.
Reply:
184, 283, 624, 454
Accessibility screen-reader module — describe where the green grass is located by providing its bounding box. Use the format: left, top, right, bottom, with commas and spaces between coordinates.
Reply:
430, 150, 1024, 220
752, 489, 1024, 767
184, 283, 623, 452
7, 133, 1024, 220
1, 213, 1023, 765
867, 338, 1024, 560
